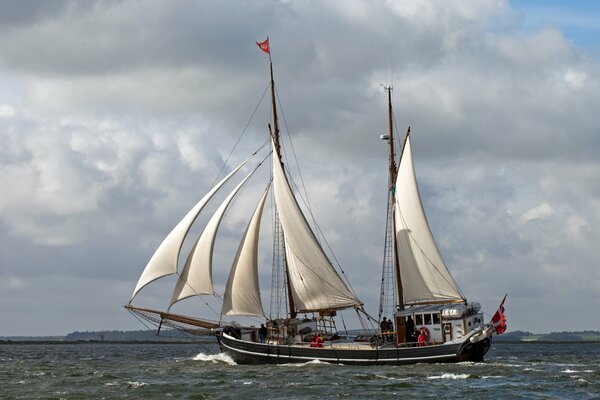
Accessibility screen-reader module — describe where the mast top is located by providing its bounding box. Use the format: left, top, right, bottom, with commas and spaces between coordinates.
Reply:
257, 37, 282, 161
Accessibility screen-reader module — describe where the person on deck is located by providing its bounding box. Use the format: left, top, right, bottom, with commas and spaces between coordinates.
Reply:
418, 327, 429, 347
406, 316, 415, 342
386, 319, 394, 342
310, 334, 323, 348
380, 317, 388, 342
258, 324, 268, 343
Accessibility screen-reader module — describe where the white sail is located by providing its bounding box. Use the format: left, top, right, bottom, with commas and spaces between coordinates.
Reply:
130, 158, 250, 301
170, 170, 254, 306
394, 136, 464, 304
221, 186, 270, 317
272, 141, 361, 312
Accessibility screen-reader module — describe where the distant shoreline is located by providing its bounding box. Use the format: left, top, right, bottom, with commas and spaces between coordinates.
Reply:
0, 339, 215, 345
2, 339, 599, 345
2, 329, 599, 345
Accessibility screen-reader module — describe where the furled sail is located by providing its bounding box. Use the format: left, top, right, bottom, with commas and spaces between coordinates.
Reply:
130, 158, 250, 301
170, 170, 255, 306
394, 135, 464, 304
221, 185, 270, 317
271, 141, 361, 312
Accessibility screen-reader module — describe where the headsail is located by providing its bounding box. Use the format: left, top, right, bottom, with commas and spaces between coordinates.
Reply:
130, 157, 250, 301
394, 135, 464, 304
271, 140, 361, 312
221, 185, 270, 317
170, 170, 255, 306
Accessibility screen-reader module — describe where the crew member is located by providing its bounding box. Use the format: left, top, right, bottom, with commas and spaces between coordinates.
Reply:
258, 324, 268, 343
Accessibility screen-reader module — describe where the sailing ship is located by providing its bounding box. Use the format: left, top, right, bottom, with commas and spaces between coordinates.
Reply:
125, 39, 504, 364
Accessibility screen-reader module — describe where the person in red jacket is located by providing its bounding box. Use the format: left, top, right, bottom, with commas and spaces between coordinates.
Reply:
310, 334, 323, 348
417, 327, 429, 347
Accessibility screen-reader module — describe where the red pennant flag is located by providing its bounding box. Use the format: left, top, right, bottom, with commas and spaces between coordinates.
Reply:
490, 294, 508, 334
256, 38, 270, 54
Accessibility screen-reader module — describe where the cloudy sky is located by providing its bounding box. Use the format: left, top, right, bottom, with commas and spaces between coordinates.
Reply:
1, 0, 599, 336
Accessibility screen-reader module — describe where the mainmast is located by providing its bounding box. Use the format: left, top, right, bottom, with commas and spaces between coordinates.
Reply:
259, 38, 296, 318
385, 87, 405, 311
267, 49, 282, 162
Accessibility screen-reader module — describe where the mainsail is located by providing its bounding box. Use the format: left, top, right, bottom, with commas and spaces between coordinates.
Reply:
394, 135, 464, 304
221, 185, 270, 317
130, 158, 249, 301
170, 170, 255, 306
271, 140, 361, 312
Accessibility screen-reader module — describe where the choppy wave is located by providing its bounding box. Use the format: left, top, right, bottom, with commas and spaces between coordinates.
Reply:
427, 373, 470, 380
192, 352, 236, 365
127, 381, 149, 388
277, 359, 332, 367
2, 342, 599, 398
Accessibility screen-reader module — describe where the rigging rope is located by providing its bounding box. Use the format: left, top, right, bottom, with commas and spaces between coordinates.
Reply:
274, 86, 359, 299
211, 82, 270, 188
170, 151, 273, 320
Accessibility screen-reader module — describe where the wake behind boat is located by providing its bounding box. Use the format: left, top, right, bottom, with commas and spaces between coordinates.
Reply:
125, 38, 506, 365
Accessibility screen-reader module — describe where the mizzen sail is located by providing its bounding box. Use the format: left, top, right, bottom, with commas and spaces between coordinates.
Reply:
394, 135, 464, 304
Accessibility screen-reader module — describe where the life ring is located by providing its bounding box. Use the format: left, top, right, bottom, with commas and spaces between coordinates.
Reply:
444, 324, 451, 334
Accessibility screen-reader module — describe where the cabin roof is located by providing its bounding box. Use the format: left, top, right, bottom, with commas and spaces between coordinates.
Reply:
394, 303, 457, 316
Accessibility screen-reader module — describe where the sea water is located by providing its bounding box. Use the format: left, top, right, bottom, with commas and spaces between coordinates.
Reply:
1, 342, 598, 399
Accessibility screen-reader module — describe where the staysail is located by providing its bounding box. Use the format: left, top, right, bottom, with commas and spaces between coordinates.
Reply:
271, 140, 361, 312
170, 170, 255, 306
130, 158, 250, 301
394, 135, 464, 304
221, 185, 270, 317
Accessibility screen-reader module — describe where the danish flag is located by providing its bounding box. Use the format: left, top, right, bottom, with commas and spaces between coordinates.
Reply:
256, 38, 270, 54
490, 294, 508, 334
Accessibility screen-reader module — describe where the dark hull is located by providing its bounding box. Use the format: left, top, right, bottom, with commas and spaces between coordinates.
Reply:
219, 333, 491, 365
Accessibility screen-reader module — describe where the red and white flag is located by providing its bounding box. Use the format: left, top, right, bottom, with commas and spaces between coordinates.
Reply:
490, 294, 508, 334
256, 38, 270, 54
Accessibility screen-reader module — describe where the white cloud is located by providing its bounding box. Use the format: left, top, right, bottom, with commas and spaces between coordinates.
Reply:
563, 68, 587, 90
0, 0, 599, 334
521, 203, 555, 223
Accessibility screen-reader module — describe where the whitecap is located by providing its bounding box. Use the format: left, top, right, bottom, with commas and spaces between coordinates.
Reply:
305, 359, 328, 365
562, 369, 578, 374
427, 373, 469, 380
192, 352, 236, 365
277, 359, 332, 367
484, 362, 523, 368
127, 381, 149, 388
375, 374, 411, 381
